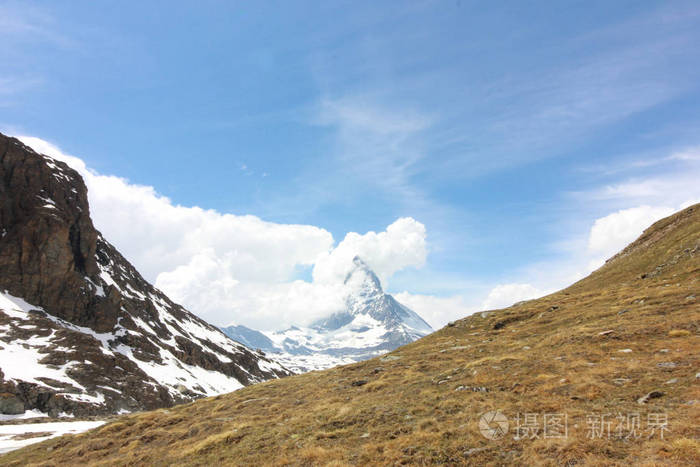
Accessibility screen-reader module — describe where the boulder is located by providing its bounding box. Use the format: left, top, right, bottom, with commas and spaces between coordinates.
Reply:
0, 393, 25, 414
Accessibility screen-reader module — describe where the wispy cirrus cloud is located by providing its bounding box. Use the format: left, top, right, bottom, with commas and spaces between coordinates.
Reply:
422, 4, 700, 180
314, 96, 433, 199
583, 166, 700, 208
0, 3, 79, 109
0, 76, 44, 108
251, 95, 448, 225
0, 2, 76, 48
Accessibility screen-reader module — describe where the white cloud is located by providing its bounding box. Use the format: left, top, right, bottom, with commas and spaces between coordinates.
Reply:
587, 205, 675, 260
317, 98, 430, 136
312, 217, 427, 286
16, 135, 428, 330
578, 151, 700, 268
156, 216, 426, 329
399, 201, 677, 325
587, 171, 700, 209
480, 166, 700, 315
15, 135, 699, 333
481, 283, 548, 310
158, 261, 348, 329
19, 136, 333, 284
394, 292, 478, 329
669, 146, 700, 162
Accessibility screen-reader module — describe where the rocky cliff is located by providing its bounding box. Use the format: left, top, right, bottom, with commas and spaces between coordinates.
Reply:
0, 133, 290, 417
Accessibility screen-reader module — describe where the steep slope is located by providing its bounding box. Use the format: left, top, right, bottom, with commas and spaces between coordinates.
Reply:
223, 257, 433, 372
0, 133, 290, 417
3, 204, 699, 466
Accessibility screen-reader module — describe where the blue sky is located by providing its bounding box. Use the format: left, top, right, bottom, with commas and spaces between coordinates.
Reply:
2, 1, 700, 329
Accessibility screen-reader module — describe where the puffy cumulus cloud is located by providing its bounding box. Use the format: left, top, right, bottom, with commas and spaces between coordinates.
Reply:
153, 249, 241, 313
393, 292, 478, 329
313, 217, 427, 287
155, 216, 427, 328
481, 205, 686, 313
233, 281, 348, 328
18, 136, 334, 284
17, 136, 428, 329
476, 201, 693, 316
587, 205, 675, 260
157, 255, 348, 329
579, 154, 700, 270
481, 283, 547, 310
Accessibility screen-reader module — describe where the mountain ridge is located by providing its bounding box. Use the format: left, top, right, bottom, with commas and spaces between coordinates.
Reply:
0, 133, 290, 417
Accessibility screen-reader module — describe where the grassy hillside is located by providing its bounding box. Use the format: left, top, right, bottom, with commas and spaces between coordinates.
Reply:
3, 205, 699, 466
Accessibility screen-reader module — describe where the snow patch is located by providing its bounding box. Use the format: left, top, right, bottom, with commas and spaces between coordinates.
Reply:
0, 409, 48, 422
0, 291, 42, 319
0, 420, 105, 454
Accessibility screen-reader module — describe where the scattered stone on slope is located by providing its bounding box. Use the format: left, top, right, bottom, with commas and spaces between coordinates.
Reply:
455, 386, 489, 392
637, 391, 664, 405
612, 378, 632, 386
0, 394, 24, 415
380, 355, 401, 362
656, 362, 678, 369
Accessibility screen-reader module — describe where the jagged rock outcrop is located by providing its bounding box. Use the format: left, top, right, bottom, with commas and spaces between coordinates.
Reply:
0, 133, 290, 417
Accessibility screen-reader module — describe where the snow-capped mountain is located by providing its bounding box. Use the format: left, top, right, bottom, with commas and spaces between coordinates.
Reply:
222, 257, 433, 372
0, 133, 290, 418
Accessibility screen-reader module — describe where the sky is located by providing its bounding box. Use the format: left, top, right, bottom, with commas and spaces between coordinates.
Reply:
2, 1, 700, 330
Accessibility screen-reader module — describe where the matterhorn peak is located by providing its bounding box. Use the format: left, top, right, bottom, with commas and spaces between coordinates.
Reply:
343, 256, 383, 297
223, 255, 433, 373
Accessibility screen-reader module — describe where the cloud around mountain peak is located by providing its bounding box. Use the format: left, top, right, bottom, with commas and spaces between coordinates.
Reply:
312, 217, 427, 287
16, 135, 428, 331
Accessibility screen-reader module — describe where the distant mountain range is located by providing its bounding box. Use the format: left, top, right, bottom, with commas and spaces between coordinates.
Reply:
0, 133, 290, 418
222, 257, 433, 372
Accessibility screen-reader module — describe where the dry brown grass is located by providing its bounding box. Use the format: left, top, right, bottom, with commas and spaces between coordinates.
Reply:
2, 204, 699, 466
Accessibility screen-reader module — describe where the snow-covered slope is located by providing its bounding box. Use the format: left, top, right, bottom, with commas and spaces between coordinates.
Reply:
0, 420, 105, 454
222, 257, 433, 372
0, 133, 290, 417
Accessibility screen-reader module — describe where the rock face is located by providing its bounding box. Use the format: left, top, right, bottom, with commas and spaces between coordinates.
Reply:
0, 133, 290, 417
223, 257, 433, 372
0, 394, 24, 415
